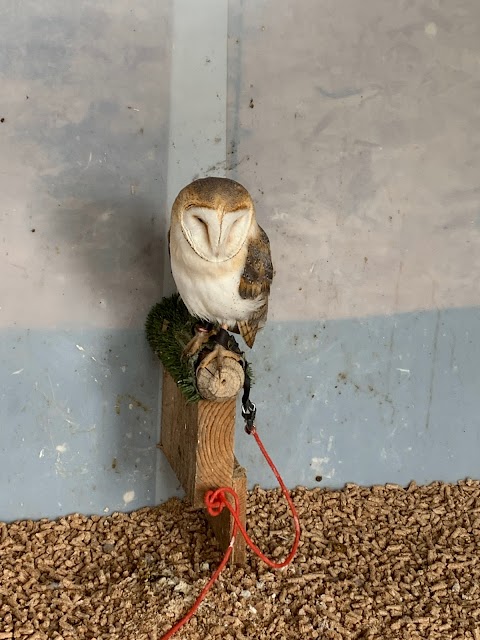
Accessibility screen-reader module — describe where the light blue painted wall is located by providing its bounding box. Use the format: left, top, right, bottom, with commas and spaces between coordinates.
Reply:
238, 308, 480, 490
0, 328, 179, 520
1, 1, 480, 521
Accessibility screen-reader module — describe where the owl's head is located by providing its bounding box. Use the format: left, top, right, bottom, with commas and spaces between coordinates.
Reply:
172, 177, 255, 263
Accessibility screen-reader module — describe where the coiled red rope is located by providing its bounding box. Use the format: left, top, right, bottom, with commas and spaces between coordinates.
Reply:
160, 425, 301, 639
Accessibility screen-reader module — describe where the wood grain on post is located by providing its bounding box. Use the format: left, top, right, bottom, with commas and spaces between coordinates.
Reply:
160, 370, 247, 564
196, 354, 245, 402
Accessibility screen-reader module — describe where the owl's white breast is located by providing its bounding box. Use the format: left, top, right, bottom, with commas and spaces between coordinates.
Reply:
170, 224, 263, 327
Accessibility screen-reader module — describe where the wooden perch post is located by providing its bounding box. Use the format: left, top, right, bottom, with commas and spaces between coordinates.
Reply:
160, 369, 247, 565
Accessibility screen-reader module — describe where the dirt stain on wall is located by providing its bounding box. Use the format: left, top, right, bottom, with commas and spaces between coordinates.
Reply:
115, 394, 151, 415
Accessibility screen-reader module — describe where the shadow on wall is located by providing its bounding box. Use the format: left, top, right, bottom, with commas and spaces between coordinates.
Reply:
52, 192, 165, 325
0, 178, 171, 520
37, 101, 172, 508
34, 96, 170, 328
25, 150, 172, 517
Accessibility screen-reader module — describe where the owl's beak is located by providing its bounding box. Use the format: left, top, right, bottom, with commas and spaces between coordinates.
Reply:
214, 211, 227, 254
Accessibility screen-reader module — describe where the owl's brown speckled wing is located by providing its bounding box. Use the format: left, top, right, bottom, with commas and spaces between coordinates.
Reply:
237, 225, 273, 347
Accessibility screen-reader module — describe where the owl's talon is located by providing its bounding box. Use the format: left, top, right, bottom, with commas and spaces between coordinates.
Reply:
199, 344, 225, 377
182, 324, 216, 359
198, 343, 244, 378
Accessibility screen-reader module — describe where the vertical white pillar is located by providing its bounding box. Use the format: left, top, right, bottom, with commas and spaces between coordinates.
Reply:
163, 0, 228, 293
157, 0, 228, 502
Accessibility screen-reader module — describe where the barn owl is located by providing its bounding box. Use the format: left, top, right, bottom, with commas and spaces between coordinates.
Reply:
169, 177, 273, 368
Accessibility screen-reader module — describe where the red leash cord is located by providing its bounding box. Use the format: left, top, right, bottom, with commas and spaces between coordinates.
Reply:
159, 425, 301, 639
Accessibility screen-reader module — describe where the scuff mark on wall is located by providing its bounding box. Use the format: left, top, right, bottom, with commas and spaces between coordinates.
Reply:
55, 443, 68, 477
123, 490, 135, 504
311, 456, 336, 480
115, 394, 151, 415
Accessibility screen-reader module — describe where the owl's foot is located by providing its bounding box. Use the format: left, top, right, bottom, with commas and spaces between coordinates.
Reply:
199, 342, 243, 377
183, 323, 217, 358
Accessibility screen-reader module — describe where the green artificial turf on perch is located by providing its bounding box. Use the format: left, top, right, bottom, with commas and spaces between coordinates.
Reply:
145, 293, 253, 403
